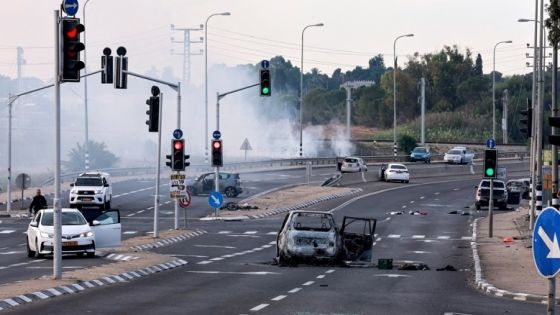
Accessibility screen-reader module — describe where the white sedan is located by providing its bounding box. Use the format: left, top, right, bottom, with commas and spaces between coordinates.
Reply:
26, 208, 122, 258
384, 163, 410, 183
340, 157, 367, 173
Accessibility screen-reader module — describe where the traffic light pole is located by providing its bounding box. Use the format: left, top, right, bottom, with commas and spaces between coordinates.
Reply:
489, 178, 494, 238
123, 70, 183, 231
53, 9, 62, 280
154, 93, 163, 238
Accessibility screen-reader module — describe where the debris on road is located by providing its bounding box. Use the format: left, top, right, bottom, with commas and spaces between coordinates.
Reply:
398, 262, 430, 270
221, 202, 259, 211
436, 265, 457, 271
409, 210, 428, 215
503, 236, 514, 243
389, 211, 404, 215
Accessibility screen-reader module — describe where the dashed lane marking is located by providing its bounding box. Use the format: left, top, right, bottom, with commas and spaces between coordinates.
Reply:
193, 245, 236, 249
126, 214, 135, 217
0, 230, 16, 234
387, 234, 401, 239
412, 235, 425, 239
461, 236, 472, 240
325, 269, 335, 274
271, 295, 286, 301
437, 236, 451, 239
250, 304, 269, 311
316, 275, 325, 279
244, 231, 258, 234
420, 196, 425, 199
266, 232, 277, 235
218, 231, 232, 234
302, 281, 314, 286
288, 288, 302, 293
123, 231, 138, 235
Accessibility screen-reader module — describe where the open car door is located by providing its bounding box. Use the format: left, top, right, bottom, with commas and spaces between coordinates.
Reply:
80, 208, 122, 248
340, 216, 377, 262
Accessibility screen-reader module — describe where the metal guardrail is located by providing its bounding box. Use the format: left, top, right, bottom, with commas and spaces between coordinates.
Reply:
41, 151, 529, 186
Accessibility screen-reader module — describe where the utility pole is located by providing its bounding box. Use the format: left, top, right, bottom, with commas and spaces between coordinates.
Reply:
502, 89, 508, 145
421, 77, 426, 145
536, 0, 545, 218
170, 24, 203, 87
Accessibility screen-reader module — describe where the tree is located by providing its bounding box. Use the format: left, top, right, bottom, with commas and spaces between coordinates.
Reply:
63, 140, 119, 172
472, 54, 483, 76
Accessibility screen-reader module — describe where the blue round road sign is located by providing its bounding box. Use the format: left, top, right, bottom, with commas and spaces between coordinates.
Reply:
212, 130, 221, 140
486, 138, 496, 149
62, 0, 79, 16
173, 129, 183, 140
261, 60, 270, 69
208, 191, 224, 209
533, 207, 560, 278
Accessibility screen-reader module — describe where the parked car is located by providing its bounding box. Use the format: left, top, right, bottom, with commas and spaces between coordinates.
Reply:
383, 163, 410, 183
26, 208, 122, 258
340, 157, 367, 173
506, 179, 530, 203
409, 147, 431, 163
475, 179, 508, 210
443, 147, 474, 164
186, 172, 242, 197
69, 172, 112, 210
276, 211, 377, 264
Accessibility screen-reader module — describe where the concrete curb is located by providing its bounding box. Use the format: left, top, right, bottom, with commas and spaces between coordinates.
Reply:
199, 188, 362, 221
130, 230, 206, 252
0, 259, 188, 312
471, 217, 554, 304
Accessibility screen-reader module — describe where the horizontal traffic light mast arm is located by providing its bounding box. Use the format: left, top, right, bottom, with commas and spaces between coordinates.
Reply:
7, 69, 103, 105
123, 70, 179, 91
218, 82, 260, 100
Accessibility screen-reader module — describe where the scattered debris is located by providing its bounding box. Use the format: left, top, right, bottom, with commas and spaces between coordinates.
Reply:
436, 265, 457, 271
398, 262, 430, 270
321, 174, 342, 187
503, 236, 514, 243
389, 211, 404, 215
378, 258, 393, 270
409, 210, 428, 215
448, 210, 472, 216
220, 202, 259, 211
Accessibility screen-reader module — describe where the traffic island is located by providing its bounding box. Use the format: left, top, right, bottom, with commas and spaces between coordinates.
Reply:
0, 228, 202, 311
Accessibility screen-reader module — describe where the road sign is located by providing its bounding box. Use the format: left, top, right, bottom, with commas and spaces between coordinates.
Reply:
169, 173, 187, 199
62, 0, 79, 16
208, 191, 224, 209
179, 191, 191, 208
15, 173, 31, 190
533, 207, 560, 278
173, 129, 183, 140
212, 130, 221, 140
261, 60, 269, 69
486, 138, 496, 149
497, 167, 507, 180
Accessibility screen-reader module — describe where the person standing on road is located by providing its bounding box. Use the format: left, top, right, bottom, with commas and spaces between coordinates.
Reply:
29, 189, 47, 216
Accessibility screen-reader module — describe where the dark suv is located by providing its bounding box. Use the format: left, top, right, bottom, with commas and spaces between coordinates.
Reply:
186, 172, 242, 197
475, 179, 508, 210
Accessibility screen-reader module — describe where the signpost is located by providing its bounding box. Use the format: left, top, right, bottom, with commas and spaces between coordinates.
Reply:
533, 206, 560, 313
15, 173, 31, 210
208, 191, 224, 217
62, 0, 79, 16
173, 128, 183, 140
486, 138, 496, 149
212, 130, 221, 140
240, 138, 252, 161
169, 173, 187, 199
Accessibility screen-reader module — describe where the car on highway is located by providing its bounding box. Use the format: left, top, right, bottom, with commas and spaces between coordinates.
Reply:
443, 147, 474, 164
340, 157, 367, 173
26, 208, 122, 258
69, 172, 112, 210
276, 211, 377, 265
475, 179, 508, 210
383, 163, 410, 183
409, 147, 431, 163
186, 172, 242, 197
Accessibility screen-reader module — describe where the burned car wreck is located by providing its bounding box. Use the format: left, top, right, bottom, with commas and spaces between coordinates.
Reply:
276, 211, 377, 265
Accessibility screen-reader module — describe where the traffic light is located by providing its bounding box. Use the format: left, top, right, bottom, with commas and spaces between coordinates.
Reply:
483, 149, 497, 178
549, 116, 560, 145
260, 69, 271, 96
145, 86, 160, 132
184, 154, 191, 167
165, 154, 172, 168
172, 139, 185, 171
114, 46, 128, 89
211, 139, 223, 167
101, 47, 113, 84
520, 98, 532, 137
60, 18, 85, 82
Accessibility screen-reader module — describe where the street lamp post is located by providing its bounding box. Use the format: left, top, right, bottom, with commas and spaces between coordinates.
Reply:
299, 23, 323, 157
393, 34, 414, 158
492, 40, 512, 141
83, 0, 91, 170
204, 12, 230, 163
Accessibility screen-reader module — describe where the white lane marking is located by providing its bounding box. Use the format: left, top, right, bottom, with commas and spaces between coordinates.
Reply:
267, 232, 277, 235
218, 231, 232, 234
194, 245, 236, 249
210, 257, 224, 261
412, 235, 425, 239
197, 261, 213, 265
244, 231, 258, 234
288, 288, 302, 293
374, 274, 411, 278
227, 235, 261, 238
387, 234, 401, 239
187, 271, 280, 275
9, 262, 29, 267
250, 304, 269, 311
316, 275, 325, 279
123, 231, 138, 235
137, 210, 145, 214
453, 188, 460, 191
126, 214, 135, 217
461, 236, 472, 240
269, 241, 276, 245
410, 201, 415, 204
147, 207, 154, 210
0, 251, 24, 255
325, 269, 335, 274
420, 196, 425, 199
409, 251, 431, 254
302, 281, 314, 286
261, 244, 273, 248
444, 313, 473, 315
401, 205, 407, 209
434, 192, 440, 195
271, 295, 287, 301
0, 230, 16, 234
437, 236, 451, 239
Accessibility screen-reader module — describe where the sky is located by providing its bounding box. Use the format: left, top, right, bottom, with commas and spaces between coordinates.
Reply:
0, 0, 540, 84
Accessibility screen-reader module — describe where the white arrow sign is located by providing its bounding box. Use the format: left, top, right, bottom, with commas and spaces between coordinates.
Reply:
538, 226, 560, 258
211, 195, 220, 204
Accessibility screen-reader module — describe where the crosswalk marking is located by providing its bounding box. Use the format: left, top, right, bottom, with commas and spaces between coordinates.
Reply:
437, 236, 451, 239
387, 234, 401, 239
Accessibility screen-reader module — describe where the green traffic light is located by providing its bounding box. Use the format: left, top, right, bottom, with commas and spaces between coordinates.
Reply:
262, 87, 270, 95
485, 168, 494, 177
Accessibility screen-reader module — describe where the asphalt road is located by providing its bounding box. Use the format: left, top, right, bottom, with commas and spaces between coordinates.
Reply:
2, 161, 544, 315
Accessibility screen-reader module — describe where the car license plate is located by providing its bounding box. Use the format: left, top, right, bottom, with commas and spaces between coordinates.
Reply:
82, 197, 93, 201
63, 241, 78, 246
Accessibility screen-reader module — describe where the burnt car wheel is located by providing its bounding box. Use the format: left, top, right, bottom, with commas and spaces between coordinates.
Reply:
225, 187, 237, 198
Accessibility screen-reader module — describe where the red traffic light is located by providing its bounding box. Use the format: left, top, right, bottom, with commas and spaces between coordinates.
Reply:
174, 140, 183, 150
212, 140, 221, 149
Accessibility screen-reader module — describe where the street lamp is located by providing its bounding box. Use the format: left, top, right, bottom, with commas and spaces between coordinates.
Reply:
393, 33, 414, 158
299, 23, 324, 157
492, 40, 512, 141
83, 0, 91, 170
204, 12, 230, 163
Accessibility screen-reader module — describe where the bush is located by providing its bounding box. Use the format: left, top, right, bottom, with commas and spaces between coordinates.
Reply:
399, 134, 417, 154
